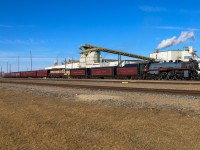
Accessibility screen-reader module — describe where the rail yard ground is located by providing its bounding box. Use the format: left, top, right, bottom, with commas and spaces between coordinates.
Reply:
1, 79, 200, 149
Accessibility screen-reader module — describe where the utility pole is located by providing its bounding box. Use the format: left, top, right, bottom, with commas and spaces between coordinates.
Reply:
65, 58, 66, 71
10, 64, 11, 73
7, 62, 8, 73
18, 56, 19, 72
72, 57, 73, 69
30, 51, 32, 71
1, 66, 3, 77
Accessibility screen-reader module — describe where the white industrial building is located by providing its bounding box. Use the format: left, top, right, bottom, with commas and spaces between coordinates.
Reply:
150, 46, 200, 62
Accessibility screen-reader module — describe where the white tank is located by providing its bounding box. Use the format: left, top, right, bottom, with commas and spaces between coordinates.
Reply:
86, 52, 99, 64
79, 51, 101, 67
79, 54, 87, 68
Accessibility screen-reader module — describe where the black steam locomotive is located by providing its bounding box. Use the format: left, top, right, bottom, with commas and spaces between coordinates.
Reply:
143, 59, 199, 80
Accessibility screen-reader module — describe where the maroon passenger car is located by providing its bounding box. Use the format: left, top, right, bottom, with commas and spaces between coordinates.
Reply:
116, 67, 138, 79
4, 72, 20, 78
20, 71, 37, 78
70, 68, 89, 78
36, 70, 50, 78
91, 67, 114, 78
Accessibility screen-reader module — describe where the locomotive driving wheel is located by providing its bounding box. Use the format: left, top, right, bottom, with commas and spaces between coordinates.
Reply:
167, 71, 177, 80
159, 72, 167, 80
190, 71, 199, 80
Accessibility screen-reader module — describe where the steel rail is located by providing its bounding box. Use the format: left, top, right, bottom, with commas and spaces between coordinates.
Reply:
2, 78, 200, 85
1, 80, 200, 97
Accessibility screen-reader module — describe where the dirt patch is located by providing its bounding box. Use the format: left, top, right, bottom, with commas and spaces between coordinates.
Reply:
77, 94, 121, 102
1, 83, 200, 149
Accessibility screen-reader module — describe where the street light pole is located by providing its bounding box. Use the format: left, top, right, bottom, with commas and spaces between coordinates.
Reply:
7, 62, 8, 73
18, 56, 19, 72
65, 58, 66, 71
30, 51, 32, 71
1, 65, 2, 77
72, 57, 73, 69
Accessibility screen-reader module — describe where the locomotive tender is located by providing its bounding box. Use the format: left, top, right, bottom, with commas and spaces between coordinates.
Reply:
3, 59, 200, 80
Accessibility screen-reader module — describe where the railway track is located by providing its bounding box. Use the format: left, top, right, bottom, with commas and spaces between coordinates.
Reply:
1, 79, 200, 97
2, 78, 200, 85
60, 79, 200, 85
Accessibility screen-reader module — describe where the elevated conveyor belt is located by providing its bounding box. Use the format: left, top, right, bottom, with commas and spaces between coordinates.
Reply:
80, 44, 155, 62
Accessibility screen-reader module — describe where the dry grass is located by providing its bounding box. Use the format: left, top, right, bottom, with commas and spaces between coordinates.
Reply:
1, 87, 200, 149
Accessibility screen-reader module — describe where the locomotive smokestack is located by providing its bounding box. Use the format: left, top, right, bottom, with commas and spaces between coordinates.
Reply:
156, 31, 195, 50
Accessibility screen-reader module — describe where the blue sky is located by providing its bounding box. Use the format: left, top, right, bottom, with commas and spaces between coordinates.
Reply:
0, 0, 200, 72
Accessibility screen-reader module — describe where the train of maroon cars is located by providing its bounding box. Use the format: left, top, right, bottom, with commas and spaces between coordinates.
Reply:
4, 60, 199, 80
4, 64, 142, 79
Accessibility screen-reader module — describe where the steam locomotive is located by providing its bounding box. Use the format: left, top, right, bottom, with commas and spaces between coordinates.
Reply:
3, 59, 200, 80
143, 59, 199, 80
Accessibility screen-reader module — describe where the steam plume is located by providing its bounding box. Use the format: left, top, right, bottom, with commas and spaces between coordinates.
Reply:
156, 31, 195, 50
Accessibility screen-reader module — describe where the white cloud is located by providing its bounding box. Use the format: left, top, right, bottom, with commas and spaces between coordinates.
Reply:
0, 25, 13, 28
180, 9, 200, 14
0, 39, 47, 45
0, 57, 54, 63
0, 52, 20, 57
155, 26, 200, 31
139, 6, 167, 12
0, 24, 37, 28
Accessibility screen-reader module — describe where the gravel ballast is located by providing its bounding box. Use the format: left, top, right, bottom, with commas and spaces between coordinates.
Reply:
1, 83, 200, 115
